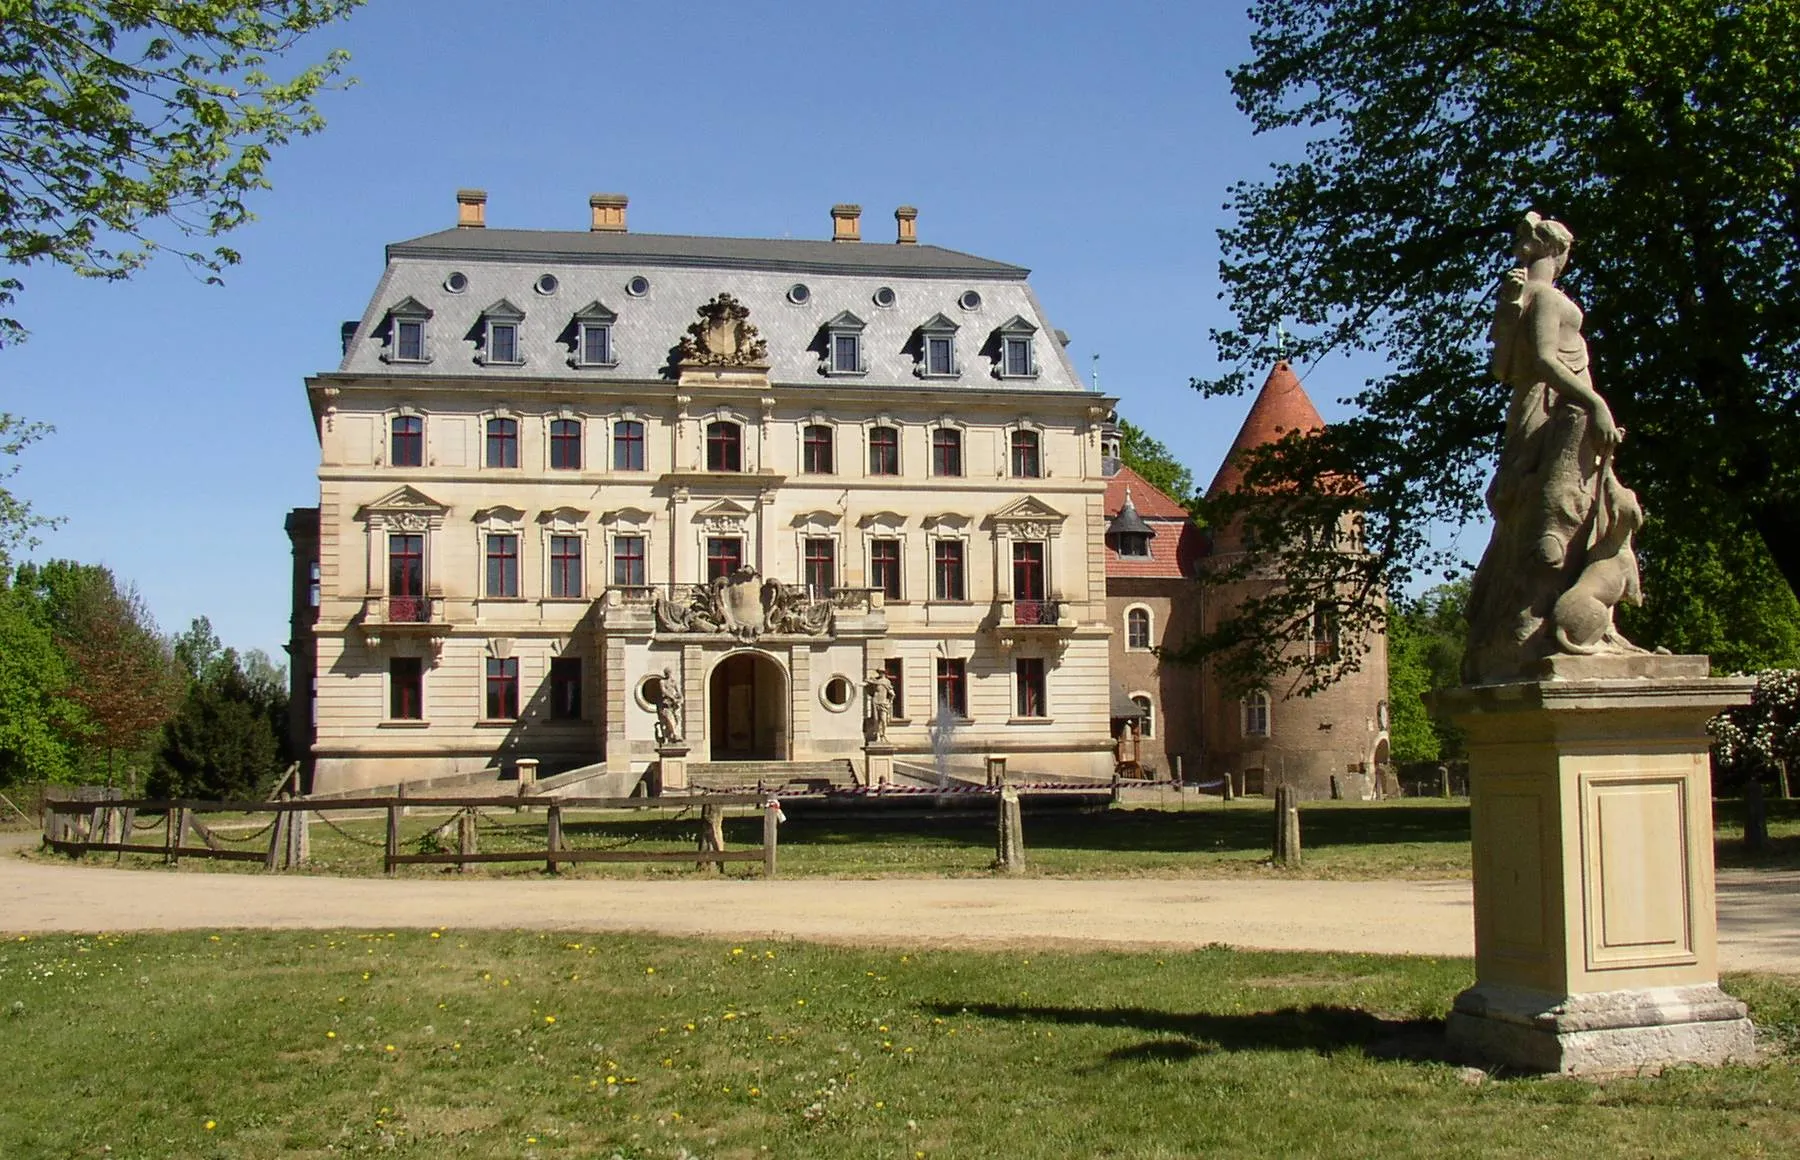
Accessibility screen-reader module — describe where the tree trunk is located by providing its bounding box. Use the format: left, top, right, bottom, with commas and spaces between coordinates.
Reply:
1745, 780, 1769, 854
1776, 758, 1792, 801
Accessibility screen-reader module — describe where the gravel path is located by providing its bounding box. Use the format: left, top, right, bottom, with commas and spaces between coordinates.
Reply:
3, 835, 1793, 969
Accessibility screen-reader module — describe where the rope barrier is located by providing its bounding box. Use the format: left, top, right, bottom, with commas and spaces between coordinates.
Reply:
313, 811, 388, 849
557, 805, 695, 853
131, 815, 164, 832
209, 817, 278, 844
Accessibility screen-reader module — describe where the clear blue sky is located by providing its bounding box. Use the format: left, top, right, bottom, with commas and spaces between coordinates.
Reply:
3, 0, 1391, 661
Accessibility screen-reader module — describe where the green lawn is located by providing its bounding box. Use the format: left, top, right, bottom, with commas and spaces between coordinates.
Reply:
0, 930, 1794, 1159
37, 796, 1800, 880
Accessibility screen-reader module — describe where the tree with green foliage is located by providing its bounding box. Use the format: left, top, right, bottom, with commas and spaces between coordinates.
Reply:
1198, 0, 1800, 688
1385, 582, 1470, 765
0, 574, 85, 785
0, 0, 363, 345
0, 414, 59, 568
1618, 519, 1800, 674
151, 616, 288, 799
1117, 417, 1197, 509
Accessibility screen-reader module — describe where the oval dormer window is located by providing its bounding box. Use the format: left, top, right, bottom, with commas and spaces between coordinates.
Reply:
872, 286, 896, 308
787, 283, 811, 305
534, 273, 559, 296
958, 289, 982, 311
444, 271, 469, 294
626, 275, 650, 297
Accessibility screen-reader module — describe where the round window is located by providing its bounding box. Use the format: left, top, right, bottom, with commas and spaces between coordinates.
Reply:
872, 286, 896, 308
787, 283, 811, 305
626, 275, 651, 297
634, 675, 665, 712
958, 289, 982, 311
444, 271, 469, 294
820, 675, 855, 712
534, 273, 560, 296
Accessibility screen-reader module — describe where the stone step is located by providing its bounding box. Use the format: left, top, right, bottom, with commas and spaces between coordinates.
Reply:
685, 760, 858, 790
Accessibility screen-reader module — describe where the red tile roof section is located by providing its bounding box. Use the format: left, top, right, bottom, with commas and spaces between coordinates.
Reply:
1105, 465, 1200, 579
1206, 360, 1327, 497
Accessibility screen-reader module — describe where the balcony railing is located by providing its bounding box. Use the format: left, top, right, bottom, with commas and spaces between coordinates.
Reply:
1011, 598, 1062, 626
359, 593, 445, 630
389, 595, 433, 623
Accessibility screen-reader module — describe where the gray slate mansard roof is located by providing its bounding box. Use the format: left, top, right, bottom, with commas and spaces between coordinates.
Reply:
336, 228, 1089, 394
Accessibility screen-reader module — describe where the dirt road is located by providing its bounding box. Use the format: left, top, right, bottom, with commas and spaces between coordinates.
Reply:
2, 836, 1793, 969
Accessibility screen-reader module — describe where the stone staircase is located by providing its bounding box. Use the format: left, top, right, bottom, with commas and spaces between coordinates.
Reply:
685, 759, 858, 792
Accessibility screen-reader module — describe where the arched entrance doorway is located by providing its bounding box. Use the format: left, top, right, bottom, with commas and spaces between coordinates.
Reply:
709, 652, 787, 762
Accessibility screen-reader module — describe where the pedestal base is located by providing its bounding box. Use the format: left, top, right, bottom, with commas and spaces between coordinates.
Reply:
1448, 983, 1754, 1075
657, 744, 691, 793
863, 743, 894, 787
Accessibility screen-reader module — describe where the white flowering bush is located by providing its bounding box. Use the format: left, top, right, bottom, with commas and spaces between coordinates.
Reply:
1708, 669, 1800, 793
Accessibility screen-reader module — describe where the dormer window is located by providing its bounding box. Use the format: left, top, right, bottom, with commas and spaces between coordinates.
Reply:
820, 311, 866, 376
571, 301, 618, 368
917, 314, 959, 379
994, 316, 1039, 379
1117, 532, 1151, 558
381, 297, 432, 364
477, 299, 525, 366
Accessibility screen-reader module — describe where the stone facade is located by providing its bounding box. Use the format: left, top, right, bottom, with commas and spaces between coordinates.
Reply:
288, 196, 1118, 794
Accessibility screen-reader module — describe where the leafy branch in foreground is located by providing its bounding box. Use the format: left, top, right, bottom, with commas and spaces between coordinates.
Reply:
0, 0, 364, 345
1197, 0, 1800, 686
0, 414, 61, 568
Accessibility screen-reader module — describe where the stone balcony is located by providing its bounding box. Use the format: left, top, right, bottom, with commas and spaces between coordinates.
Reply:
356, 592, 451, 647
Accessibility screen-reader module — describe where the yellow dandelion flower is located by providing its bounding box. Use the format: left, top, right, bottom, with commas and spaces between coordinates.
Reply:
722, 1012, 737, 1021
326, 1031, 337, 1039
605, 1076, 617, 1085
384, 1044, 395, 1053
749, 1087, 761, 1096
662, 1058, 672, 1067
204, 1120, 216, 1131
645, 967, 655, 974
795, 999, 806, 1006
429, 932, 440, 939
731, 947, 744, 956
544, 1015, 556, 1024
452, 1042, 461, 1050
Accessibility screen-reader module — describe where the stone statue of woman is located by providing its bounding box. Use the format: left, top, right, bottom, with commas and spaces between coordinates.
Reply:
655, 666, 685, 744
1463, 213, 1645, 684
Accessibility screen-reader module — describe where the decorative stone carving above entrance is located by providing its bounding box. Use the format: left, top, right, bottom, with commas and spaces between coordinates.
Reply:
676, 293, 769, 368
652, 566, 833, 640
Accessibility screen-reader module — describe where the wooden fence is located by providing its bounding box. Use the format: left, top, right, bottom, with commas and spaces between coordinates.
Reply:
39, 792, 781, 877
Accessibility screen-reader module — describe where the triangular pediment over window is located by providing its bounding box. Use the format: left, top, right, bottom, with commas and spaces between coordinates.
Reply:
918, 312, 959, 333
387, 296, 432, 319
824, 310, 866, 332
694, 498, 755, 520
480, 298, 525, 321
359, 485, 449, 519
573, 300, 617, 323
995, 314, 1038, 335
992, 496, 1067, 524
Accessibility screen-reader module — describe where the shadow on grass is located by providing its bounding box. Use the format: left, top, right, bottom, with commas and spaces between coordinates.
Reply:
924, 1000, 1450, 1064
714, 804, 1472, 855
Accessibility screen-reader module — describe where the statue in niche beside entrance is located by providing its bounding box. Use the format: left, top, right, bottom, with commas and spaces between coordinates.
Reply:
654, 666, 685, 745
864, 669, 894, 743
1463, 212, 1647, 684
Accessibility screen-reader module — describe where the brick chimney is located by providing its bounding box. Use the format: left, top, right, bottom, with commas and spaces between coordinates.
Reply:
895, 205, 918, 245
590, 193, 628, 232
831, 204, 862, 243
455, 188, 487, 229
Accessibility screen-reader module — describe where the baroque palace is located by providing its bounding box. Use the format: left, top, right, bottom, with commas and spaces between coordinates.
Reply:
288, 193, 1120, 794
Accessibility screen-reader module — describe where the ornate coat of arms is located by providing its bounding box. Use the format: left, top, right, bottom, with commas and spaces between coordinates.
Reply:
653, 566, 833, 639
676, 293, 769, 367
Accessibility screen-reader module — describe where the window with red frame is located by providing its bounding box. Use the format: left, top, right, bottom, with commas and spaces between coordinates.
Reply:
706, 421, 742, 472
485, 533, 519, 598
549, 657, 582, 721
933, 540, 965, 601
883, 657, 905, 719
389, 657, 423, 720
1015, 657, 1047, 718
870, 538, 901, 599
613, 419, 645, 470
390, 415, 423, 467
549, 534, 583, 598
387, 534, 424, 621
935, 657, 967, 717
706, 536, 743, 580
1009, 430, 1041, 478
485, 417, 518, 468
549, 418, 582, 470
1012, 542, 1045, 600
868, 425, 899, 475
613, 535, 646, 586
931, 428, 962, 476
803, 537, 835, 595
485, 657, 519, 719
802, 424, 835, 474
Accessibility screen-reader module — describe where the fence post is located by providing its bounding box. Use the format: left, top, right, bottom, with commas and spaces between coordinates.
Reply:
996, 785, 1026, 874
1272, 785, 1302, 867
763, 798, 780, 878
545, 804, 562, 875
171, 807, 192, 866
40, 799, 55, 849
265, 805, 288, 872
164, 808, 177, 864
385, 802, 400, 876
697, 802, 726, 873
458, 808, 476, 872
293, 807, 311, 867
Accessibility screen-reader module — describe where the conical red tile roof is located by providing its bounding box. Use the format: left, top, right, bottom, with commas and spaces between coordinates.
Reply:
1206, 361, 1326, 497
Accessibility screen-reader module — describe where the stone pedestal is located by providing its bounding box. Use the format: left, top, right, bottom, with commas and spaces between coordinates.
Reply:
658, 744, 691, 793
515, 758, 539, 789
1436, 661, 1755, 1075
864, 742, 894, 788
